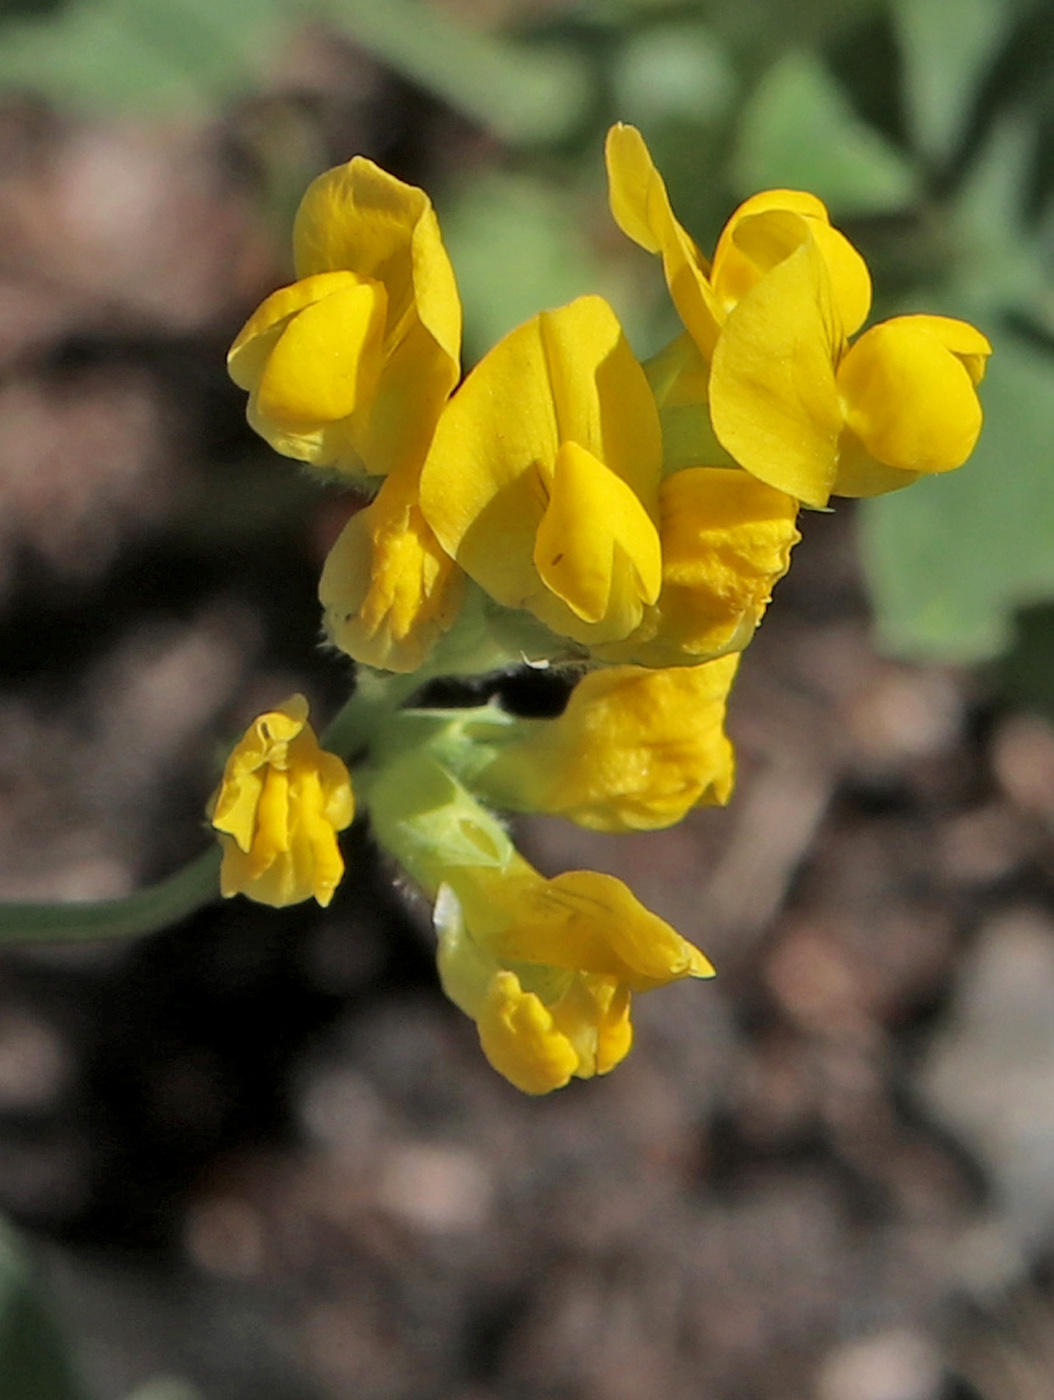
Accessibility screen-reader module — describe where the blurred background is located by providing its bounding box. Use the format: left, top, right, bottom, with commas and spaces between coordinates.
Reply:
2, 0, 1054, 1397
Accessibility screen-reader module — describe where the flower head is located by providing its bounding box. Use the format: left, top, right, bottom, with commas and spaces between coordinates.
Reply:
209, 695, 354, 907
228, 156, 461, 479
605, 124, 991, 507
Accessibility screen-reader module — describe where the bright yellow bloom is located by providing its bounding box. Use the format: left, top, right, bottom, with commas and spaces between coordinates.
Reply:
319, 458, 465, 672
228, 156, 461, 479
209, 695, 354, 907
475, 653, 739, 831
436, 858, 713, 1094
415, 292, 794, 667
605, 124, 991, 507
418, 295, 664, 650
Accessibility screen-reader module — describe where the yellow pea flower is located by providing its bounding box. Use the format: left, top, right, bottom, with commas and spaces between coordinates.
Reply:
474, 653, 739, 831
365, 751, 713, 1094
319, 458, 465, 673
228, 156, 461, 479
436, 858, 713, 1094
417, 295, 664, 650
209, 695, 354, 907
605, 124, 991, 507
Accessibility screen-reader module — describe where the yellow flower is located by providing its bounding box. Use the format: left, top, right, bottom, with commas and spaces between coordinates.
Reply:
209, 695, 354, 907
475, 653, 739, 831
605, 124, 991, 507
436, 858, 713, 1094
417, 295, 665, 650
319, 458, 465, 672
227, 156, 461, 479
364, 751, 713, 1093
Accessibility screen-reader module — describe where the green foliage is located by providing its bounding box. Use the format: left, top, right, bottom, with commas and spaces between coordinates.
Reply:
734, 48, 919, 214
0, 1220, 83, 1400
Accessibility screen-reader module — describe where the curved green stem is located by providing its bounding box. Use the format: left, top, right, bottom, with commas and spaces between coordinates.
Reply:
0, 847, 222, 947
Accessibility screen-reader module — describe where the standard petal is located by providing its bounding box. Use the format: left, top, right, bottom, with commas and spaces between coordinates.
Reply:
293, 156, 461, 371
711, 189, 871, 335
605, 123, 722, 357
837, 316, 987, 478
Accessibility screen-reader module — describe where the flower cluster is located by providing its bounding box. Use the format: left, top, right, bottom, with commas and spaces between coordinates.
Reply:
210, 128, 989, 1093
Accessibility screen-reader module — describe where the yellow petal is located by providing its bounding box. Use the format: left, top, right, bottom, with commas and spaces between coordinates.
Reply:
604, 123, 722, 357
837, 315, 988, 479
597, 467, 799, 666
293, 155, 461, 372
478, 654, 739, 831
533, 440, 662, 625
477, 971, 580, 1095
210, 697, 353, 908
227, 272, 367, 389
255, 279, 387, 426
549, 975, 634, 1078
712, 190, 871, 334
494, 869, 715, 990
709, 237, 844, 507
319, 467, 465, 673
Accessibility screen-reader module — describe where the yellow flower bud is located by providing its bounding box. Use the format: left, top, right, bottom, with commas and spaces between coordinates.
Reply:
209, 695, 354, 908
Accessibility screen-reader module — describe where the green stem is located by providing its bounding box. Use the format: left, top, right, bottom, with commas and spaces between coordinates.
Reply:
321, 669, 426, 760
0, 847, 222, 947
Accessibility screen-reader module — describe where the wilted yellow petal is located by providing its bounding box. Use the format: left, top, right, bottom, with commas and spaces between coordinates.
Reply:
492, 869, 714, 990
210, 696, 354, 908
837, 315, 988, 478
320, 464, 464, 673
477, 971, 580, 1095
478, 654, 738, 831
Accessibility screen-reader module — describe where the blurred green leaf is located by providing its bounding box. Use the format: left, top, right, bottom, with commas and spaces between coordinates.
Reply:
0, 1219, 84, 1400
124, 1379, 202, 1400
893, 0, 1012, 164
612, 20, 736, 127
734, 48, 919, 213
328, 0, 591, 143
860, 330, 1054, 661
0, 0, 274, 112
0, 0, 590, 138
440, 171, 644, 365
